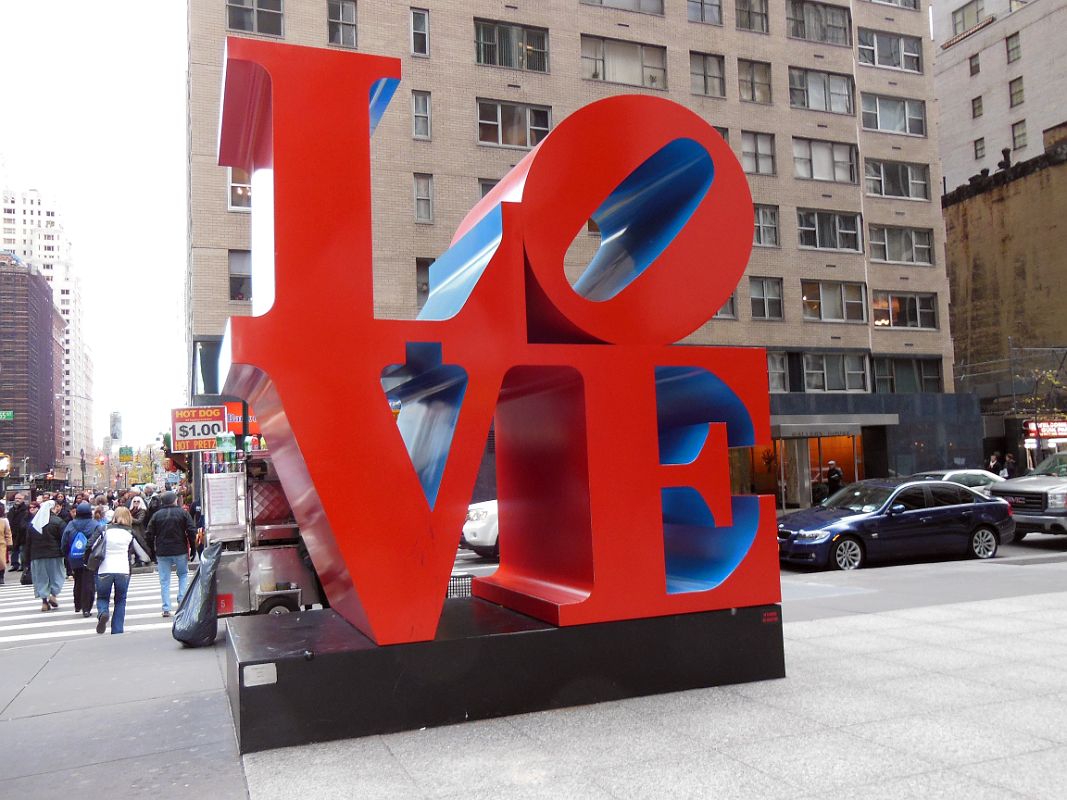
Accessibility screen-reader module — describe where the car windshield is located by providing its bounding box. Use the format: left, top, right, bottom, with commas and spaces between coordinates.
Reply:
821, 484, 894, 513
1031, 453, 1067, 477
912, 472, 947, 480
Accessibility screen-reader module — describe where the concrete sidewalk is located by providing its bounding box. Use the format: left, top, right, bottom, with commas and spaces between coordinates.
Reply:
241, 591, 1067, 800
1, 560, 1066, 799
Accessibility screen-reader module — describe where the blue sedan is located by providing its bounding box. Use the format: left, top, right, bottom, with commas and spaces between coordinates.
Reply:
778, 478, 1015, 570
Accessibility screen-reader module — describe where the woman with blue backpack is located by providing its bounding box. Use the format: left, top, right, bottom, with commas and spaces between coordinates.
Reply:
61, 502, 103, 617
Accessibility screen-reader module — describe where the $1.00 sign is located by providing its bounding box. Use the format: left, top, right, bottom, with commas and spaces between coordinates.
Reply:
171, 406, 227, 452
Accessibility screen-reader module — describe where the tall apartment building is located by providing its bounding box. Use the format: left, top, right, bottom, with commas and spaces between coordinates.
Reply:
933, 0, 1067, 191
0, 186, 95, 478
0, 253, 64, 477
188, 0, 979, 509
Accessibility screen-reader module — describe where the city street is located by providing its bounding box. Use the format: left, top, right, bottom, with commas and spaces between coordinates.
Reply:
1, 535, 1065, 798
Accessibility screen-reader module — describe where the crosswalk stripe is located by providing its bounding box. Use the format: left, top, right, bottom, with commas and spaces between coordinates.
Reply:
0, 569, 197, 646
0, 621, 175, 644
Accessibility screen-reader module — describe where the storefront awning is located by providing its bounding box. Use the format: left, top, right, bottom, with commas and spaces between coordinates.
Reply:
770, 414, 899, 439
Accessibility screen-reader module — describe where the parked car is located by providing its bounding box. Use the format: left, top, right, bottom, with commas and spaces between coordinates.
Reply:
778, 478, 1014, 570
461, 499, 499, 560
909, 469, 1005, 497
990, 452, 1067, 541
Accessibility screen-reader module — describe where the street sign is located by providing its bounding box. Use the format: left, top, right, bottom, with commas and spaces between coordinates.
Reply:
0, 410, 13, 420
118, 446, 134, 463
171, 406, 227, 452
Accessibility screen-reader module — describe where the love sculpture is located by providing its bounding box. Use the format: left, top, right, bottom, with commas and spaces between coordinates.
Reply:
217, 36, 782, 720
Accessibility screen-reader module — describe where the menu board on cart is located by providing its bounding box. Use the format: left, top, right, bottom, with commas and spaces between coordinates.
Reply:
205, 473, 246, 530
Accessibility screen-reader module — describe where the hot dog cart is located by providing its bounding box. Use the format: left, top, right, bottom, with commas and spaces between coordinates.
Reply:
202, 453, 323, 615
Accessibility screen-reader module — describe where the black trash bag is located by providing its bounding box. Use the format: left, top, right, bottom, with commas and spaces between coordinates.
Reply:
172, 541, 223, 647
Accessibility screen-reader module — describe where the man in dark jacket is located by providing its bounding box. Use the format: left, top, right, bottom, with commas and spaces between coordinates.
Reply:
61, 502, 102, 617
145, 491, 197, 617
7, 493, 28, 571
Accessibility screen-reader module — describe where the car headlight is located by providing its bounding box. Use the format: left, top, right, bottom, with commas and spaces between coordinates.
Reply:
466, 509, 487, 522
1048, 490, 1067, 509
796, 529, 829, 540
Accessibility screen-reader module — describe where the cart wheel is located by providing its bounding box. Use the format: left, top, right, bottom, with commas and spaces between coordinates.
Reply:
258, 596, 300, 615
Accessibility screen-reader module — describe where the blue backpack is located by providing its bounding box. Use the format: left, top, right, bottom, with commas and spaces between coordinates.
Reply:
69, 531, 89, 566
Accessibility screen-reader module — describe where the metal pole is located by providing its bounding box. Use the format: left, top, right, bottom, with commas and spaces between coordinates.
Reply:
1009, 336, 1017, 412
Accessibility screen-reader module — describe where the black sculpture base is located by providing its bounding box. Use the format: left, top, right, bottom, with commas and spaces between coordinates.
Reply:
224, 598, 785, 753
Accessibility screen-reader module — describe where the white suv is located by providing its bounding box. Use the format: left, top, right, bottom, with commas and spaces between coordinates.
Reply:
461, 499, 499, 560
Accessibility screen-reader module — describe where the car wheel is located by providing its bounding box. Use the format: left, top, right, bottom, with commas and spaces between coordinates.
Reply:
970, 527, 998, 559
259, 595, 299, 615
1014, 531, 1027, 543
830, 536, 864, 571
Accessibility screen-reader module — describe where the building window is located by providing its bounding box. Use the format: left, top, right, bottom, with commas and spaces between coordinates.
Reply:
478, 100, 551, 148
751, 277, 783, 318
798, 211, 862, 252
857, 29, 922, 72
475, 20, 548, 72
793, 138, 857, 184
788, 67, 853, 114
787, 1, 852, 45
581, 36, 666, 88
581, 0, 664, 11
874, 357, 942, 393
414, 173, 433, 222
328, 1, 357, 48
741, 131, 776, 175
861, 94, 926, 135
416, 257, 433, 310
804, 354, 868, 392
869, 226, 933, 264
715, 294, 738, 318
411, 8, 429, 56
412, 91, 431, 139
229, 250, 252, 302
872, 291, 937, 328
768, 352, 789, 392
690, 52, 725, 97
738, 59, 772, 104
1009, 77, 1024, 107
736, 0, 769, 33
1006, 32, 1021, 63
227, 0, 283, 36
479, 179, 499, 198
971, 96, 983, 118
715, 126, 729, 142
802, 281, 866, 321
969, 53, 980, 75
688, 0, 723, 24
952, 0, 984, 35
865, 160, 929, 199
1012, 120, 1027, 150
869, 0, 918, 8
974, 138, 985, 159
753, 205, 779, 246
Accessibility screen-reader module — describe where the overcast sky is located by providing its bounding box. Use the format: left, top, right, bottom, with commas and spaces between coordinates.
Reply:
0, 1, 187, 449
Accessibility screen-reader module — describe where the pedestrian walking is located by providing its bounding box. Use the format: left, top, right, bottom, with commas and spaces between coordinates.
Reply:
60, 502, 102, 617
94, 507, 150, 635
1001, 453, 1018, 479
52, 492, 72, 523
128, 496, 152, 566
826, 461, 844, 495
987, 451, 1004, 475
145, 491, 197, 618
0, 509, 11, 585
7, 493, 28, 571
25, 500, 66, 612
